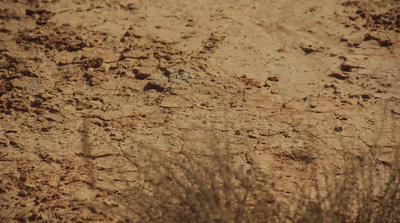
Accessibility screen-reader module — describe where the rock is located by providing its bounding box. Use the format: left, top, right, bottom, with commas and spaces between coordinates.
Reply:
291, 148, 314, 163
267, 76, 279, 82
164, 67, 179, 77
25, 9, 35, 16
324, 83, 337, 89
133, 66, 153, 79
248, 134, 258, 139
121, 50, 150, 60
334, 126, 343, 132
18, 190, 28, 197
48, 180, 58, 187
329, 72, 349, 80
361, 93, 373, 100
299, 45, 320, 54
56, 59, 71, 65
127, 3, 140, 10
392, 107, 400, 115
270, 89, 279, 94
145, 77, 167, 92
82, 58, 103, 69
238, 75, 261, 88
340, 63, 363, 72
376, 153, 395, 167
265, 193, 276, 204
364, 33, 393, 47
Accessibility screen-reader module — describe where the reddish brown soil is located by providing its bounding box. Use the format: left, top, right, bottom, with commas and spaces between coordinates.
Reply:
1, 0, 399, 222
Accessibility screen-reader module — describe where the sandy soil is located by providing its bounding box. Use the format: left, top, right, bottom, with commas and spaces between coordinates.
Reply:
0, 0, 399, 222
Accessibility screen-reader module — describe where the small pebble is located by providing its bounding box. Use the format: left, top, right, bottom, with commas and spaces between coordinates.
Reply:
267, 76, 279, 82
361, 93, 373, 100
334, 126, 343, 132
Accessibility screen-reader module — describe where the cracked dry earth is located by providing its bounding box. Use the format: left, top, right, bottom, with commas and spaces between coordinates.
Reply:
0, 0, 400, 222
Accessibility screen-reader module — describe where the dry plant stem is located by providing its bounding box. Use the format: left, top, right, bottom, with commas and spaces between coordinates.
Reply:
375, 143, 400, 223
117, 112, 400, 223
120, 139, 277, 223
295, 99, 400, 223
138, 145, 397, 222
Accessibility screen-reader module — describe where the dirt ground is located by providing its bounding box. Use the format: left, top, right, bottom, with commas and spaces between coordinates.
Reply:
0, 0, 399, 222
